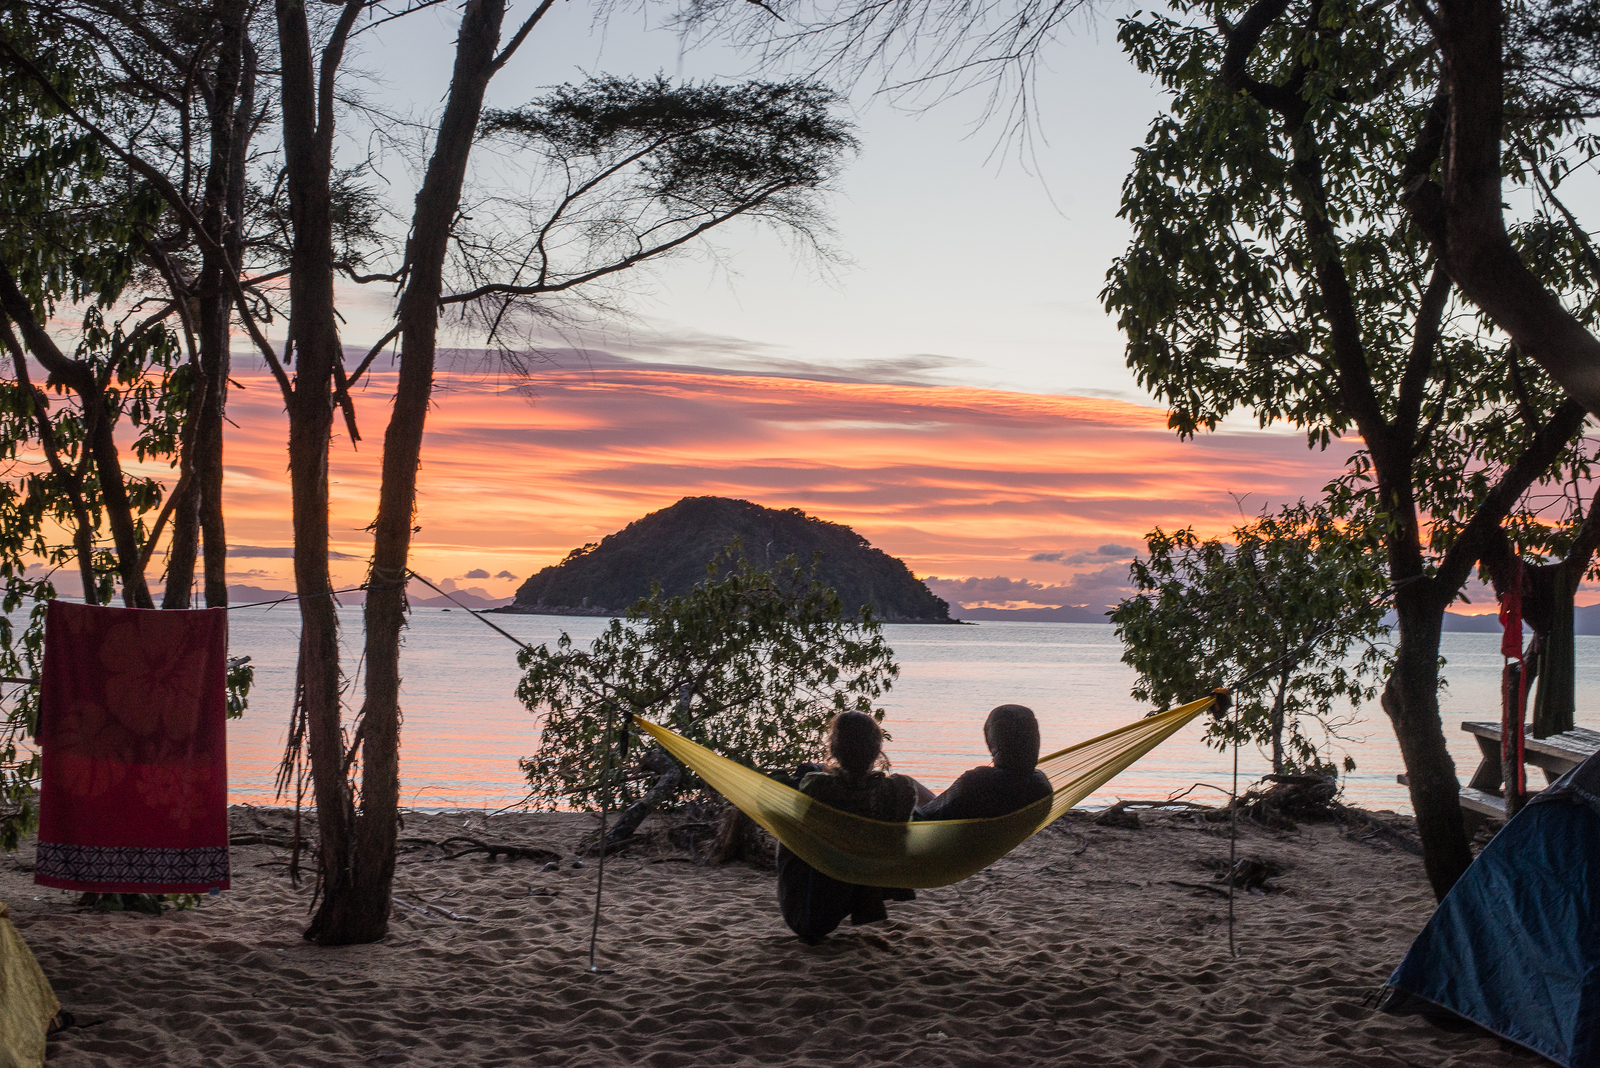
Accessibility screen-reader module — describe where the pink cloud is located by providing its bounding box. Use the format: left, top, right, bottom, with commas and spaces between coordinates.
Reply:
216, 361, 1356, 594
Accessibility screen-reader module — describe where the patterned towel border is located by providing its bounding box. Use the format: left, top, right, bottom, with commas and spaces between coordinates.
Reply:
33, 841, 230, 893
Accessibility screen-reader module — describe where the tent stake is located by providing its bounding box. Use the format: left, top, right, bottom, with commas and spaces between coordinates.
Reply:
1228, 721, 1239, 960
587, 701, 619, 974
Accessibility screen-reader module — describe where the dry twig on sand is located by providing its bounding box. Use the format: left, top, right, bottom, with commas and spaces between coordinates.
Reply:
392, 897, 479, 922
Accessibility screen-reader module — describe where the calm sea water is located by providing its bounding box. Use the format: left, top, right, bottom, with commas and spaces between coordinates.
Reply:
223, 606, 1600, 814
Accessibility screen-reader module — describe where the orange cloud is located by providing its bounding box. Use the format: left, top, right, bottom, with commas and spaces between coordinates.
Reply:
216, 360, 1355, 601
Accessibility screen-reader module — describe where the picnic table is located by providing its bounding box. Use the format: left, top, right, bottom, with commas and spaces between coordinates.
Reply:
1395, 721, 1600, 827
1456, 721, 1600, 824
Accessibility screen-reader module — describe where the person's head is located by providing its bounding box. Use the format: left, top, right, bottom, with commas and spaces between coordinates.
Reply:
984, 704, 1041, 771
827, 711, 883, 781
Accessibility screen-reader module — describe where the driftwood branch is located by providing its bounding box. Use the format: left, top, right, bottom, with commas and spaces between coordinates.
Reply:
392, 897, 479, 922
391, 835, 561, 863
228, 832, 301, 848
433, 836, 560, 863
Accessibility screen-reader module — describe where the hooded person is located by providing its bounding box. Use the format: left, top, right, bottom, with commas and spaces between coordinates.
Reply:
914, 704, 1052, 822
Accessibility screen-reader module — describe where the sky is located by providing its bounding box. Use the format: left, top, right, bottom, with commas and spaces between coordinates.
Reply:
151, 0, 1530, 611
211, 351, 1353, 610
331, 0, 1170, 400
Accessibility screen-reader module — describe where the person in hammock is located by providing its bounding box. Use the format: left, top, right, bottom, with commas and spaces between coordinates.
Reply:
913, 704, 1052, 821
777, 711, 918, 944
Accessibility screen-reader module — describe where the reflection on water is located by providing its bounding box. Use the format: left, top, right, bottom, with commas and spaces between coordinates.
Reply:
224, 607, 1600, 814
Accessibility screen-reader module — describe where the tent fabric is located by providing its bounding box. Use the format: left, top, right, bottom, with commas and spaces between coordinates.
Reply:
635, 695, 1215, 889
35, 601, 231, 894
1383, 750, 1600, 1068
0, 900, 58, 1068
1536, 745, 1600, 817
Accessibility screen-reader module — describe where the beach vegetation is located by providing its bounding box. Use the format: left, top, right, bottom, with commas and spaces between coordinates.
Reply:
517, 551, 898, 849
1102, 0, 1600, 898
0, 0, 278, 611
1112, 503, 1389, 777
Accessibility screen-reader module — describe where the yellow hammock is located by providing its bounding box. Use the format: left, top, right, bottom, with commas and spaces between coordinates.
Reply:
635, 694, 1216, 889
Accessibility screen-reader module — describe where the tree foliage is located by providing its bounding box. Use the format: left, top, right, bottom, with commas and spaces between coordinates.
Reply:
1105, 0, 1597, 558
0, 5, 199, 849
518, 551, 898, 814
1102, 0, 1598, 897
1, 0, 855, 939
455, 75, 855, 339
1111, 504, 1389, 777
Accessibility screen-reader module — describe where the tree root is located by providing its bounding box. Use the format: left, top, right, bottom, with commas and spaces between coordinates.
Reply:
1204, 774, 1340, 830
705, 806, 776, 868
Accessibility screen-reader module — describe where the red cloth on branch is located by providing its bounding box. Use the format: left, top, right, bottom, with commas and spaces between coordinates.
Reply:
34, 601, 231, 894
1498, 565, 1528, 804
1499, 566, 1524, 661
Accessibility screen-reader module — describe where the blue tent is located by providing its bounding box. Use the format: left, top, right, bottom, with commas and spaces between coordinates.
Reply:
1382, 751, 1600, 1067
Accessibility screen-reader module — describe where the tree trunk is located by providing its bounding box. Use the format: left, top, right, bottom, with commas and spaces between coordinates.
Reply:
1267, 103, 1475, 897
1216, 0, 1573, 899
161, 483, 200, 608
0, 265, 153, 608
84, 401, 154, 607
1270, 671, 1288, 775
152, 0, 247, 612
347, 0, 508, 943
601, 748, 681, 852
196, 0, 252, 610
1372, 457, 1474, 900
1385, 586, 1474, 897
275, 0, 369, 945
0, 329, 96, 603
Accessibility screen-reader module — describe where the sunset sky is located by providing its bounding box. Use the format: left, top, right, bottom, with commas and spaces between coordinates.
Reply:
208, 349, 1355, 612
327, 1, 1170, 401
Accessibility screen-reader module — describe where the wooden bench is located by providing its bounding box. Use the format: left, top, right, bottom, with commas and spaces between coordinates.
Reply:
1395, 722, 1600, 827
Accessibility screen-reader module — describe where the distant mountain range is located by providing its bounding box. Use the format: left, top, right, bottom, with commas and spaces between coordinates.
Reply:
224, 584, 511, 611
1433, 604, 1600, 635
955, 605, 1112, 623
954, 604, 1600, 634
496, 496, 953, 623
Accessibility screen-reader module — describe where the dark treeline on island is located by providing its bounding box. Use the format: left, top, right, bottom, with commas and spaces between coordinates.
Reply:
496, 497, 954, 623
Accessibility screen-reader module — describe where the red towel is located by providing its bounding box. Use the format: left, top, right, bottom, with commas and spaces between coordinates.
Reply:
34, 601, 231, 894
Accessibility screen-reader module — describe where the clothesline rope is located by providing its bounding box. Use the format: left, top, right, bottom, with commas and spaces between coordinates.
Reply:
403, 571, 534, 652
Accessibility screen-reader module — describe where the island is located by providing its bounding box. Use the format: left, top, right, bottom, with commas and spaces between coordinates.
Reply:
495, 496, 955, 623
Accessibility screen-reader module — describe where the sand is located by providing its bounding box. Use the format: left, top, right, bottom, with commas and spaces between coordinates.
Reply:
1, 805, 1542, 1067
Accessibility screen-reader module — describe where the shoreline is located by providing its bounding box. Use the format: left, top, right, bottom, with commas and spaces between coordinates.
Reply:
2, 804, 1537, 1066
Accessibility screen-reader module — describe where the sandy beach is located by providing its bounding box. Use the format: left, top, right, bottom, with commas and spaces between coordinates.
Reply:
3, 804, 1540, 1067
